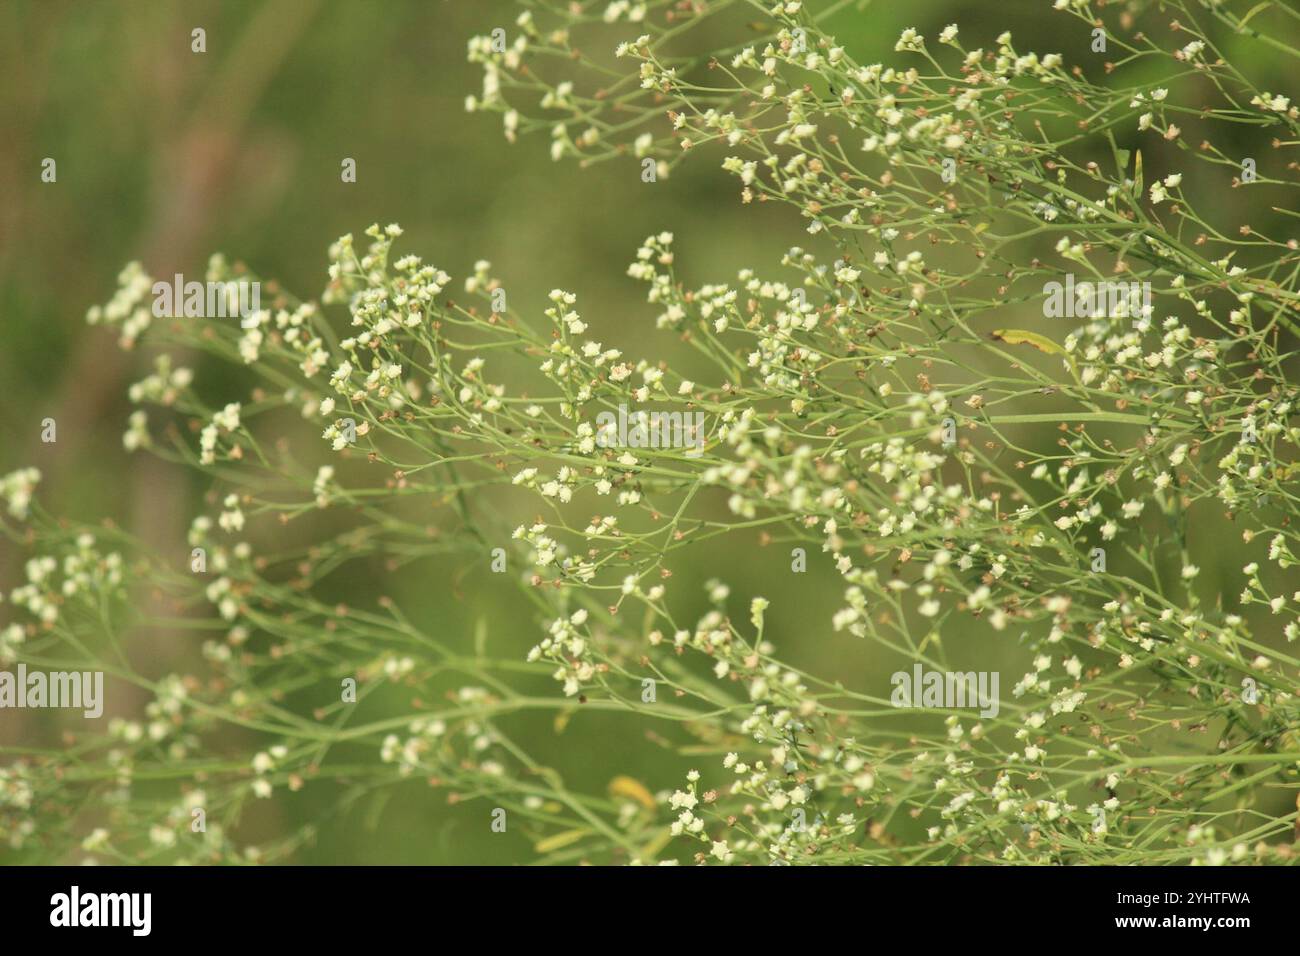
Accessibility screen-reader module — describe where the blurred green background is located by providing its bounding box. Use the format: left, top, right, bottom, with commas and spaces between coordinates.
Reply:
1, 0, 1294, 863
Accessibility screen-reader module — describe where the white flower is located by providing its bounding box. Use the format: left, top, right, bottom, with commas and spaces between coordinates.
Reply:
894, 28, 923, 52
669, 789, 697, 810
213, 402, 241, 431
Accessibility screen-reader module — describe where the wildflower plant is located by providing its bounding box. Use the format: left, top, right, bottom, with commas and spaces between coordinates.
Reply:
3, 0, 1300, 865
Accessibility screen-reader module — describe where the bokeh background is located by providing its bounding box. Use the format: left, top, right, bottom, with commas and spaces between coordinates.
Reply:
2, 0, 1295, 863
